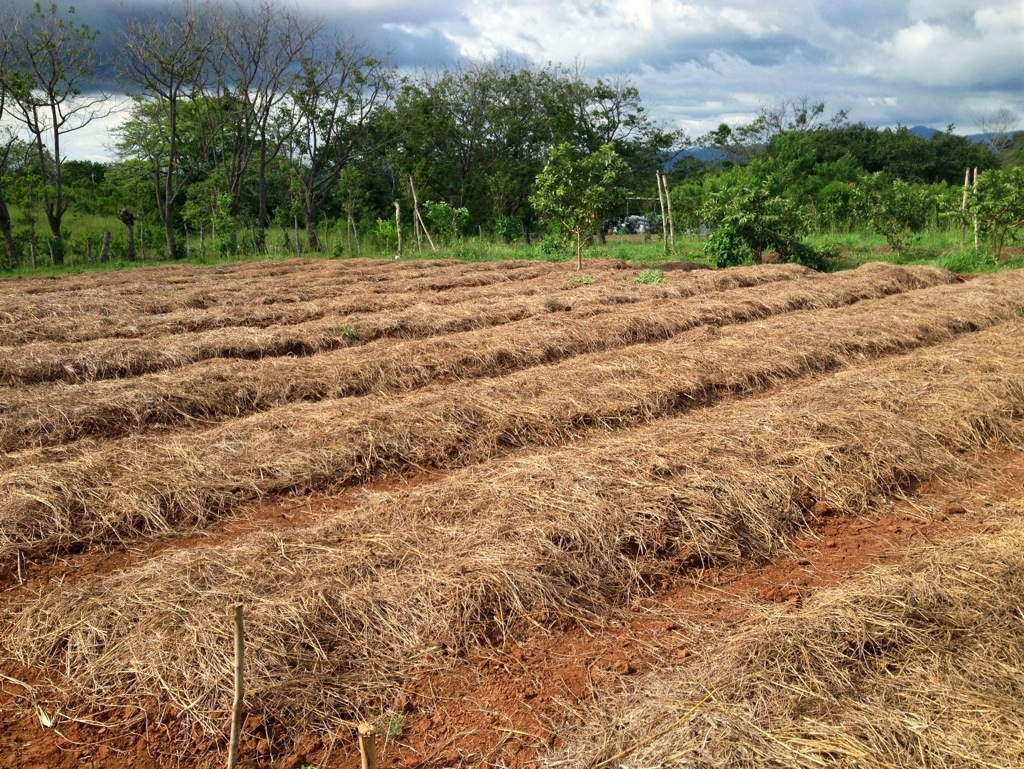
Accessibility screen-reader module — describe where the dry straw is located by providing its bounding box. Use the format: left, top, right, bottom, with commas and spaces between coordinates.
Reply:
0, 260, 561, 348
0, 263, 949, 445
2, 320, 1022, 741
1, 270, 1022, 564
550, 505, 1024, 769
0, 263, 811, 385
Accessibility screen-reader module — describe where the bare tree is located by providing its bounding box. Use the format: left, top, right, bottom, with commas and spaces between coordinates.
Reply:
0, 84, 19, 269
0, 1, 111, 265
210, 1, 323, 252
119, 1, 214, 260
753, 96, 849, 139
978, 108, 1020, 167
288, 33, 393, 251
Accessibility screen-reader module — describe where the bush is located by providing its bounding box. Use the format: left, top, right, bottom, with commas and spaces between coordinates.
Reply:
493, 214, 521, 243
702, 179, 827, 269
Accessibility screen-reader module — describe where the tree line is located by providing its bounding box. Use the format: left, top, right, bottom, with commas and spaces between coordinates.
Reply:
0, 1, 1020, 270
675, 103, 1023, 266
0, 0, 676, 268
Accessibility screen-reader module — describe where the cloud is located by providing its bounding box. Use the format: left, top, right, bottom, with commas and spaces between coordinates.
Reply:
3, 0, 1022, 159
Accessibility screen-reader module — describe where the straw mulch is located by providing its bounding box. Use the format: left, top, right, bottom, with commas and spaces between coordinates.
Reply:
0, 320, 1021, 741
1, 272, 1021, 564
0, 263, 819, 385
0, 263, 957, 448
0, 259, 563, 346
549, 503, 1024, 769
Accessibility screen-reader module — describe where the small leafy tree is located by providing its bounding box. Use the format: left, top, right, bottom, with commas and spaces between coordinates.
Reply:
855, 174, 933, 255
970, 166, 1024, 261
701, 175, 821, 268
531, 143, 626, 270
493, 213, 521, 243
422, 200, 469, 245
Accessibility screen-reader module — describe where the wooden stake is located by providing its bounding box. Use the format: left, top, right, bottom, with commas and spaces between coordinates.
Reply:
959, 167, 970, 247
394, 202, 403, 258
655, 171, 668, 255
408, 176, 437, 252
408, 177, 423, 252
358, 722, 377, 769
227, 604, 244, 769
972, 167, 980, 250
661, 172, 676, 254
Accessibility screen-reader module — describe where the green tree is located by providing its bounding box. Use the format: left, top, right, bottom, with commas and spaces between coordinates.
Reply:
531, 143, 626, 270
0, 70, 19, 268
209, 1, 321, 251
970, 166, 1024, 261
422, 200, 469, 245
854, 174, 934, 255
701, 173, 820, 268
119, 1, 213, 259
0, 1, 109, 264
286, 34, 393, 252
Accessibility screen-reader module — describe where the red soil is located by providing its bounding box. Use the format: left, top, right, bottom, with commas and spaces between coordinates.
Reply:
3, 447, 1019, 769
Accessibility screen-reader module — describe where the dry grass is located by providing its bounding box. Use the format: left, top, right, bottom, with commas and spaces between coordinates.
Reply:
0, 263, 817, 385
0, 263, 959, 448
0, 259, 562, 346
2, 322, 1022, 742
549, 505, 1024, 769
1, 271, 1021, 563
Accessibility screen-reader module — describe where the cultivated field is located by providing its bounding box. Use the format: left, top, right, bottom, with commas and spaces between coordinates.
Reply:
1, 258, 1022, 769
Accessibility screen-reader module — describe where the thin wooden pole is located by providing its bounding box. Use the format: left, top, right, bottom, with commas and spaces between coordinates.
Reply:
972, 167, 980, 250
408, 176, 437, 252
358, 722, 377, 769
227, 604, 244, 769
959, 167, 970, 247
394, 202, 403, 258
655, 171, 668, 256
408, 178, 423, 252
661, 172, 676, 253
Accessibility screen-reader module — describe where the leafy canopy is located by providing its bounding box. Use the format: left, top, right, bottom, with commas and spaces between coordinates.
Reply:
531, 142, 626, 270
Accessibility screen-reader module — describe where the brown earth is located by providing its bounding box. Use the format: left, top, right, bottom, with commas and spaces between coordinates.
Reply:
2, 446, 1018, 769
1, 258, 1022, 769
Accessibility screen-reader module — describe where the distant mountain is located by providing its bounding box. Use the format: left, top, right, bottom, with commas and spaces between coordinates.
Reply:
908, 125, 942, 139
909, 125, 994, 144
666, 125, 996, 170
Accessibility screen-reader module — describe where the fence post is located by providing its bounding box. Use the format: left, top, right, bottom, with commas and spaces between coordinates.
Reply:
227, 604, 244, 769
358, 722, 377, 769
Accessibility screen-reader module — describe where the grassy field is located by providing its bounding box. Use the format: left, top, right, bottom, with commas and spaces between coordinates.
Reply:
0, 256, 1022, 768
4, 205, 1022, 278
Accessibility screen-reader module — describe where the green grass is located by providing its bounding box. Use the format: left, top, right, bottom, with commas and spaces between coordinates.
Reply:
633, 268, 665, 284
1, 209, 1020, 280
809, 228, 1021, 274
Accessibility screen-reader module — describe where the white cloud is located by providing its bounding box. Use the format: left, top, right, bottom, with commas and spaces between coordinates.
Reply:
5, 0, 1021, 157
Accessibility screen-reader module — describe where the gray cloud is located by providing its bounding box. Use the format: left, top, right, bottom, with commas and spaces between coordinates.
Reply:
2, 0, 1020, 160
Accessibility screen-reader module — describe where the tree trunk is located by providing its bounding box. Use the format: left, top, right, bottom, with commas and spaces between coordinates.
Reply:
165, 99, 180, 260
0, 192, 17, 269
305, 189, 321, 252
256, 137, 270, 253
394, 201, 402, 258
119, 209, 137, 261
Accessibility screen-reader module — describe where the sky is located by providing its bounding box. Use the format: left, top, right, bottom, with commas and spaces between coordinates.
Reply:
4, 0, 1023, 161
